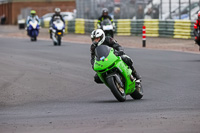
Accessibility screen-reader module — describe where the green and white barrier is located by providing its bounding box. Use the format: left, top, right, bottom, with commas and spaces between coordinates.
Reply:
42, 19, 195, 39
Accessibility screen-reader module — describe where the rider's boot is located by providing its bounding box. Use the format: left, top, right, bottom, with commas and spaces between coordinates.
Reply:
130, 66, 141, 83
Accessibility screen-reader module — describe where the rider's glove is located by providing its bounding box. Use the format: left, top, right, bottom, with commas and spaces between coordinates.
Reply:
112, 23, 116, 32
118, 50, 125, 56
97, 24, 101, 29
115, 50, 124, 56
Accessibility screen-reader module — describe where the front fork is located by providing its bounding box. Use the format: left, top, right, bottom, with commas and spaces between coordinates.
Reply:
52, 32, 57, 43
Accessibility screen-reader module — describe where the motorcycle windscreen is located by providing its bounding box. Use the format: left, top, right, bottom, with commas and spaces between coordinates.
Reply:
95, 45, 111, 61
29, 20, 38, 29
53, 19, 64, 30
94, 45, 118, 72
101, 19, 112, 25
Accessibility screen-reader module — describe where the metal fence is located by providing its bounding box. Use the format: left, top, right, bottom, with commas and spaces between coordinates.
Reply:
76, 0, 200, 20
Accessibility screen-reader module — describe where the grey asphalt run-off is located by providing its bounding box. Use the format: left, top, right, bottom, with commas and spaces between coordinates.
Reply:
0, 37, 200, 133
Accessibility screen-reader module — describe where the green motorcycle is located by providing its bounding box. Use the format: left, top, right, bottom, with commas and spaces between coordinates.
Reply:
93, 45, 143, 102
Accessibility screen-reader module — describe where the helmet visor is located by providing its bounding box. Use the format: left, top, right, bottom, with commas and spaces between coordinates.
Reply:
103, 12, 108, 16
93, 37, 101, 43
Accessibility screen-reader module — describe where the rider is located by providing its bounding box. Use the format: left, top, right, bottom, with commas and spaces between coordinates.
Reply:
49, 8, 65, 38
97, 8, 115, 30
26, 10, 40, 35
90, 29, 141, 83
194, 11, 200, 45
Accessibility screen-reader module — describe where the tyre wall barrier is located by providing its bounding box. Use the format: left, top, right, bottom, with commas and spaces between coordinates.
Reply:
42, 19, 195, 39
116, 19, 131, 36
144, 19, 159, 37
173, 20, 193, 39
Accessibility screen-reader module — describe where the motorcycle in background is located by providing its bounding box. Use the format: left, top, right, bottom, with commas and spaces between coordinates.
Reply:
100, 19, 115, 38
194, 28, 200, 51
27, 19, 40, 41
51, 19, 65, 46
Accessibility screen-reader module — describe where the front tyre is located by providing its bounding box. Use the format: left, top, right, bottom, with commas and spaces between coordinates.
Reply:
57, 35, 61, 46
106, 76, 126, 102
31, 37, 34, 41
130, 83, 143, 100
34, 36, 37, 41
54, 42, 57, 46
110, 30, 114, 38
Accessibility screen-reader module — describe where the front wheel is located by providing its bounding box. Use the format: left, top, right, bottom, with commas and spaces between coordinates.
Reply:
54, 42, 57, 46
30, 37, 36, 41
34, 36, 37, 41
110, 30, 114, 38
130, 83, 143, 100
106, 76, 126, 102
57, 35, 61, 46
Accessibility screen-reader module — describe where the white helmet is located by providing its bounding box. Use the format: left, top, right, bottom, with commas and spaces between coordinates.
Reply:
91, 30, 95, 41
55, 8, 61, 14
90, 29, 105, 46
102, 8, 108, 15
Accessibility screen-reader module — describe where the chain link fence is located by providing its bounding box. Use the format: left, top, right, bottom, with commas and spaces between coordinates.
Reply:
76, 0, 200, 20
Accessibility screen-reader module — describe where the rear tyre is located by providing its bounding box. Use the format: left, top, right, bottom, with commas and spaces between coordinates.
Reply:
130, 83, 143, 100
106, 76, 126, 102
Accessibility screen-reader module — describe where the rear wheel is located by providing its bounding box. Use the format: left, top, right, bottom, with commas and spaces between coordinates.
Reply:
130, 83, 143, 100
106, 76, 126, 102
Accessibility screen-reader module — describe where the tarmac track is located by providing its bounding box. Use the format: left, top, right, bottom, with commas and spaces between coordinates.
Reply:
0, 37, 200, 133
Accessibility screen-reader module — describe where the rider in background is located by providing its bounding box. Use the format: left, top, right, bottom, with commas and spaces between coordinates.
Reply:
97, 8, 115, 29
49, 8, 65, 39
90, 29, 141, 84
194, 11, 200, 45
26, 10, 40, 35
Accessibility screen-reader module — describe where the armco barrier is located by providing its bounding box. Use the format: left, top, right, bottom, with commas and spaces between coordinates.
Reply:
42, 19, 195, 39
